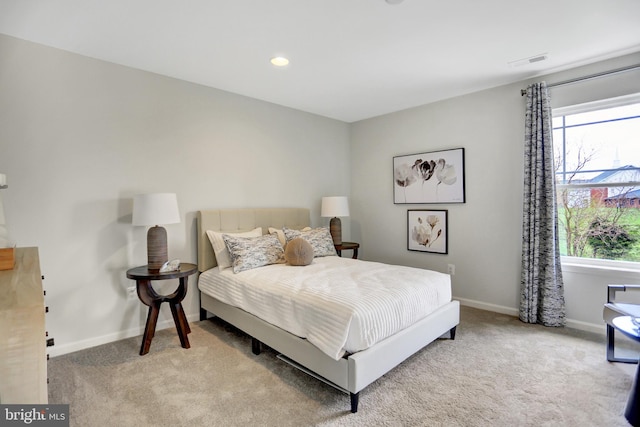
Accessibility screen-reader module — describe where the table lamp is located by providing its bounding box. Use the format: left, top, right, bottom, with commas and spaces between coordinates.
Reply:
0, 173, 15, 270
0, 173, 7, 239
132, 193, 181, 271
321, 196, 349, 245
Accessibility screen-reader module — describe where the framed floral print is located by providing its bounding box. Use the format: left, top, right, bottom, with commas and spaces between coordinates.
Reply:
393, 148, 465, 204
407, 209, 448, 254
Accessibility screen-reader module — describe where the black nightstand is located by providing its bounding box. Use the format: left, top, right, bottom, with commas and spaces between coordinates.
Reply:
335, 242, 359, 259
126, 263, 198, 355
612, 316, 640, 426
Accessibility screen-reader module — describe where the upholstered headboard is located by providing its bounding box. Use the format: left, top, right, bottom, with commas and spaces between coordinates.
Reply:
197, 208, 311, 272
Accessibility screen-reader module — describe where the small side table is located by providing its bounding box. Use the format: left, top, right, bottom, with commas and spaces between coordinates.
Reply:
612, 316, 640, 426
126, 263, 198, 355
335, 242, 359, 259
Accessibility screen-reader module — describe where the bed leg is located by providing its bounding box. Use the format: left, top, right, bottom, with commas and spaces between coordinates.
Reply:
350, 392, 359, 413
450, 326, 457, 340
251, 338, 261, 355
199, 307, 208, 321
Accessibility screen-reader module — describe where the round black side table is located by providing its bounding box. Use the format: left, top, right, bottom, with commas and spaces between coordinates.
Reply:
126, 263, 198, 355
612, 316, 640, 426
335, 242, 360, 259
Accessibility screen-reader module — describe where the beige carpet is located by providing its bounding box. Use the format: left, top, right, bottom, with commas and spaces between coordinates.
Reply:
48, 306, 636, 426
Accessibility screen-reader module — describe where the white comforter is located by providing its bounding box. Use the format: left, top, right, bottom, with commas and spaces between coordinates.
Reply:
198, 256, 451, 360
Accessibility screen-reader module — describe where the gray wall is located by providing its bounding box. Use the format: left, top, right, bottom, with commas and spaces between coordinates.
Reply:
350, 52, 640, 331
2, 32, 639, 355
0, 35, 351, 355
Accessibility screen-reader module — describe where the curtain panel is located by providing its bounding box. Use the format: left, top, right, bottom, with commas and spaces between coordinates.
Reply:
520, 82, 566, 327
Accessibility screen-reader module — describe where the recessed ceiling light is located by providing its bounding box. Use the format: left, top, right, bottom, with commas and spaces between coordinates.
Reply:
270, 57, 289, 67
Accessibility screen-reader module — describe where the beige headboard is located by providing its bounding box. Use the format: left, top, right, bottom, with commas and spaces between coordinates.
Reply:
197, 208, 311, 272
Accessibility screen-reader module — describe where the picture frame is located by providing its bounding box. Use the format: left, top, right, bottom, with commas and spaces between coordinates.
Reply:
393, 148, 465, 204
407, 209, 448, 254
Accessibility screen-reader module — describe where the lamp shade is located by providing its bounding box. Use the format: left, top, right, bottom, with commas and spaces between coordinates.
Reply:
321, 196, 350, 218
0, 173, 8, 238
321, 196, 349, 246
132, 193, 180, 226
0, 195, 5, 226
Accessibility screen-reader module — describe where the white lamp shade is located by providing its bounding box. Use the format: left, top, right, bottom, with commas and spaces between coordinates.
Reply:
0, 195, 5, 226
132, 193, 181, 226
321, 196, 350, 217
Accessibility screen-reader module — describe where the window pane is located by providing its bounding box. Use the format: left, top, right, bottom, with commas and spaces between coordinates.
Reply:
557, 186, 640, 261
553, 95, 640, 263
564, 103, 640, 126
552, 116, 563, 128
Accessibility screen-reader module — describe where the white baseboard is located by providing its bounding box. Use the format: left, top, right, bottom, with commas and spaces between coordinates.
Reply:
456, 297, 519, 317
48, 312, 201, 358
564, 318, 607, 335
51, 299, 606, 357
455, 297, 606, 335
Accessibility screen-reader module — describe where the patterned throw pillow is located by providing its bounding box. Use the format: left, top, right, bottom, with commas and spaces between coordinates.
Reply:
206, 227, 262, 270
269, 226, 312, 248
283, 227, 337, 257
222, 233, 285, 273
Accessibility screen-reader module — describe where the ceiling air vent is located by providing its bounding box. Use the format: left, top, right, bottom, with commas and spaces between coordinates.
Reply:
508, 53, 549, 68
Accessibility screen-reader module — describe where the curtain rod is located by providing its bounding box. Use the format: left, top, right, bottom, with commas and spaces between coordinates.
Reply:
519, 63, 640, 96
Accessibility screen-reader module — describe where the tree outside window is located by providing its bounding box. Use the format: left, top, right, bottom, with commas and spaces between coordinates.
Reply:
553, 95, 640, 262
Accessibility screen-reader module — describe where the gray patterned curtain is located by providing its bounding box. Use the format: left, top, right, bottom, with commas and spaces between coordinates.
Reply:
519, 82, 565, 327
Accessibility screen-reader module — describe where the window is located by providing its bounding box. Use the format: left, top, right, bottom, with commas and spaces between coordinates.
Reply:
553, 93, 640, 264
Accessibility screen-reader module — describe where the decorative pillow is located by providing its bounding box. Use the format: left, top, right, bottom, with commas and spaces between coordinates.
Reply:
222, 233, 285, 273
285, 238, 314, 266
206, 227, 262, 270
268, 227, 287, 247
269, 226, 311, 248
283, 227, 337, 257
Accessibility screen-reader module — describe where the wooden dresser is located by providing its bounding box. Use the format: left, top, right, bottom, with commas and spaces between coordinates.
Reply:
0, 247, 48, 403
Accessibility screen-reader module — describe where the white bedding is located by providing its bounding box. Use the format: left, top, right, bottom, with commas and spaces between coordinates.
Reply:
198, 256, 452, 360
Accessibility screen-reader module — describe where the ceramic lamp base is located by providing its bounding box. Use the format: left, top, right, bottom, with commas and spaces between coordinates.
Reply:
329, 217, 342, 245
147, 225, 168, 271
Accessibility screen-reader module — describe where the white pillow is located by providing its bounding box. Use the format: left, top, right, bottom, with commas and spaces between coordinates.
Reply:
206, 227, 262, 270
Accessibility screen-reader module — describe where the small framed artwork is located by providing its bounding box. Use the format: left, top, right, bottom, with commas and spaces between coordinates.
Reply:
407, 209, 448, 254
393, 148, 465, 204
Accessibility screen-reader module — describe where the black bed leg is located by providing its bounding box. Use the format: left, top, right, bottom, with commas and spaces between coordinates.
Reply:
350, 392, 359, 413
449, 326, 457, 340
199, 307, 208, 321
251, 338, 262, 355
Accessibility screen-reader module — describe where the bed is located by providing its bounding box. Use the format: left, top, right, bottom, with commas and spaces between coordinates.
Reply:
196, 208, 460, 413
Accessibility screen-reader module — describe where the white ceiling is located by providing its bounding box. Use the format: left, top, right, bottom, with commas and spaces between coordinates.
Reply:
1, 0, 639, 122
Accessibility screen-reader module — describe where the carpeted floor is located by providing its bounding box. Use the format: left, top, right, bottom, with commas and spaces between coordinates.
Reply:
48, 306, 637, 426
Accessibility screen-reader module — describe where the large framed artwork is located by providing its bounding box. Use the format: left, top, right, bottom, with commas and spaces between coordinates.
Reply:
407, 209, 448, 254
393, 148, 465, 204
